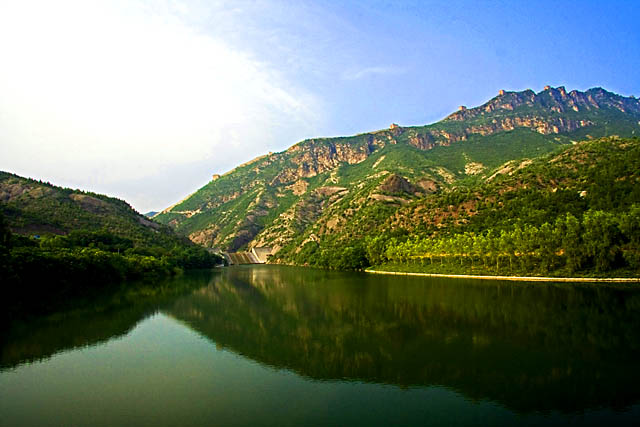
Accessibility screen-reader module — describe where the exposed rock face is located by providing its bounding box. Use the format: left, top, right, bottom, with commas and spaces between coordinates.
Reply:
69, 194, 112, 214
417, 179, 439, 193
138, 216, 161, 229
153, 86, 640, 253
314, 186, 348, 197
378, 174, 418, 195
274, 138, 379, 185
465, 162, 485, 175
487, 159, 533, 181
0, 182, 35, 202
435, 167, 456, 184
446, 87, 640, 122
189, 226, 220, 247
368, 194, 409, 204
408, 133, 438, 150
397, 87, 640, 148
287, 179, 308, 196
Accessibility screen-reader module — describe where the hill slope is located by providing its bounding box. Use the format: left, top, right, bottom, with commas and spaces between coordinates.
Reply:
0, 171, 184, 247
354, 136, 640, 276
0, 171, 225, 277
0, 172, 224, 319
154, 87, 640, 259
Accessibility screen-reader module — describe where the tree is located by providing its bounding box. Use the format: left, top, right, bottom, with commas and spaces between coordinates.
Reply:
365, 235, 388, 266
619, 204, 640, 270
583, 210, 621, 272
555, 213, 583, 272
538, 222, 559, 272
0, 212, 11, 250
499, 230, 515, 272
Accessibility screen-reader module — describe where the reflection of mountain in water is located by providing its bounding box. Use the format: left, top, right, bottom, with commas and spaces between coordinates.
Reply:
168, 266, 640, 414
4, 266, 640, 414
0, 271, 215, 369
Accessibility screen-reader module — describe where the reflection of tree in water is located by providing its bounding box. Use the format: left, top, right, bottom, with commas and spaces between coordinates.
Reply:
0, 271, 215, 369
169, 266, 640, 414
4, 266, 640, 414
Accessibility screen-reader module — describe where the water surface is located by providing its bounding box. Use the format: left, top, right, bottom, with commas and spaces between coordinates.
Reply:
2, 266, 640, 426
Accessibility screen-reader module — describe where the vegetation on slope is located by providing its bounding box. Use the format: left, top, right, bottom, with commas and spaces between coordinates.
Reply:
1, 171, 182, 246
0, 173, 224, 318
154, 87, 640, 258
274, 137, 640, 276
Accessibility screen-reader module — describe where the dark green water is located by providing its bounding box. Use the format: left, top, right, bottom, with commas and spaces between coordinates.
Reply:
2, 265, 640, 426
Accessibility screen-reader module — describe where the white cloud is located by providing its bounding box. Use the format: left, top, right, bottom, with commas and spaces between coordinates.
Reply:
342, 66, 407, 81
0, 0, 321, 210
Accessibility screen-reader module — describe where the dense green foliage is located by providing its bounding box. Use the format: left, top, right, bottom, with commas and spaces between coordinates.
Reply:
273, 137, 640, 276
0, 172, 225, 316
0, 218, 223, 301
376, 208, 640, 276
368, 137, 640, 276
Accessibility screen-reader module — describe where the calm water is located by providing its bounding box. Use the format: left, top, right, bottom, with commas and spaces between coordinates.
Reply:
2, 266, 640, 426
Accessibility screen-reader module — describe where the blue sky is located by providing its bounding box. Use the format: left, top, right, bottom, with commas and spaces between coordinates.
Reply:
1, 0, 639, 212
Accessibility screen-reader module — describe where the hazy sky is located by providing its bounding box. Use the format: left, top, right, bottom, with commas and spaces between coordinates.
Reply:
1, 0, 639, 212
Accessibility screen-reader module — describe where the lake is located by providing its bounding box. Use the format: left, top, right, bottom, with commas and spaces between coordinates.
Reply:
2, 265, 640, 426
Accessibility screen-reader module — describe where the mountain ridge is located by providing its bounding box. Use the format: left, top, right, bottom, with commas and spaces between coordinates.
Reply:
154, 86, 640, 256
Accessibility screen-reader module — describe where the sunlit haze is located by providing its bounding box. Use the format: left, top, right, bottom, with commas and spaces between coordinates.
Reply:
1, 0, 639, 212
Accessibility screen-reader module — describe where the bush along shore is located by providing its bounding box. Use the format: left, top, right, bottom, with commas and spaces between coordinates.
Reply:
365, 268, 640, 283
362, 207, 640, 279
0, 213, 224, 317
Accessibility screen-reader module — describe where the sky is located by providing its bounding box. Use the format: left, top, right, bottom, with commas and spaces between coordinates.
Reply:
1, 0, 639, 213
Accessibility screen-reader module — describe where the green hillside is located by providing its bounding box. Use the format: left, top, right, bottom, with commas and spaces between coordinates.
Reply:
154, 86, 640, 267
0, 172, 224, 318
311, 136, 640, 277
0, 171, 182, 246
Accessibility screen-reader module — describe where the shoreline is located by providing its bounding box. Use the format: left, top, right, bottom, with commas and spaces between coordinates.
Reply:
364, 269, 640, 283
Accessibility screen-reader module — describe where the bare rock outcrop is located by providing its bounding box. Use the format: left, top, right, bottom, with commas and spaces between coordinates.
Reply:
378, 174, 419, 195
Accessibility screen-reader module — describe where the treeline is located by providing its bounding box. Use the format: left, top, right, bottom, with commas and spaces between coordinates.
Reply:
40, 229, 222, 270
374, 207, 640, 276
280, 206, 640, 276
0, 214, 224, 315
286, 238, 369, 271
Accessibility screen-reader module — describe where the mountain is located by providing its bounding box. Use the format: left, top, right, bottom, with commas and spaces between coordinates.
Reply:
363, 136, 640, 275
0, 171, 187, 248
154, 86, 640, 260
0, 172, 224, 319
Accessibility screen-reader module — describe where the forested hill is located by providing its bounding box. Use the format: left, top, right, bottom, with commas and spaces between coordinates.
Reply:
0, 172, 223, 310
0, 171, 180, 247
280, 136, 640, 277
154, 86, 640, 262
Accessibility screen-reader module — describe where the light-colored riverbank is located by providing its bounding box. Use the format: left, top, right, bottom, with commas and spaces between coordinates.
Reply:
365, 269, 640, 283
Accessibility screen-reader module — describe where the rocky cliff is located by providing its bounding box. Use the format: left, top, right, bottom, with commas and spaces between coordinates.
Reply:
154, 86, 640, 253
